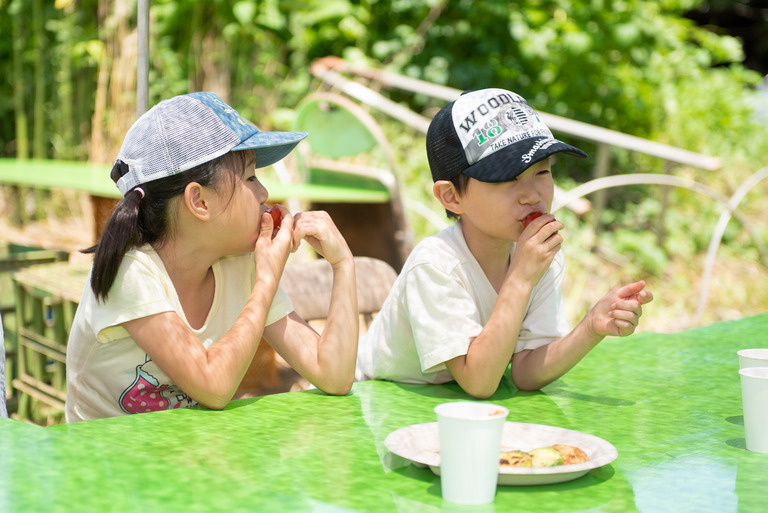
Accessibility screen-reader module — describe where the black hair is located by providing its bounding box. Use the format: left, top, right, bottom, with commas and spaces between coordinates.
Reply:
444, 173, 470, 220
83, 151, 249, 301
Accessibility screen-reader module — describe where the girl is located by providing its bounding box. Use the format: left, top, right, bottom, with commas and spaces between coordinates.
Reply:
65, 92, 358, 421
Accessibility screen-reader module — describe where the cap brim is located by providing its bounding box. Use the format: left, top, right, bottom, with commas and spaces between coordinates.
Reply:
232, 131, 308, 168
462, 137, 587, 183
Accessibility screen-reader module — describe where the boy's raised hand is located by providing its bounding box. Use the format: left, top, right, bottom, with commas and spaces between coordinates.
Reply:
588, 280, 654, 337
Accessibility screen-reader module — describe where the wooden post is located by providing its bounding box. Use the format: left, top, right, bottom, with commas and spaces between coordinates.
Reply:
656, 160, 673, 248
590, 142, 611, 238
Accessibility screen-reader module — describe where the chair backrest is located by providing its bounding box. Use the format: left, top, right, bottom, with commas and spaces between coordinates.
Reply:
280, 256, 397, 330
293, 92, 397, 166
291, 93, 412, 271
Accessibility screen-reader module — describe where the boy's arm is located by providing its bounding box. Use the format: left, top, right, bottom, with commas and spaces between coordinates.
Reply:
444, 216, 563, 399
510, 280, 653, 390
444, 276, 534, 399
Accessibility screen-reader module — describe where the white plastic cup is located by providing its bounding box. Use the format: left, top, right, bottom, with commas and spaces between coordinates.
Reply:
434, 401, 509, 505
739, 367, 768, 453
738, 349, 768, 369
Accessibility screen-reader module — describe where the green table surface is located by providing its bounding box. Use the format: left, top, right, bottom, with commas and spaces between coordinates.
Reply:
3, 313, 768, 513
0, 158, 389, 203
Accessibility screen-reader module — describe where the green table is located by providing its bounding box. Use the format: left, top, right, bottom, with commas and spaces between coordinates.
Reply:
0, 157, 391, 255
2, 314, 768, 512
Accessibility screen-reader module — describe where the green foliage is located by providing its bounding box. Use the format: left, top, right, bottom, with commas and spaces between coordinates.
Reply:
602, 228, 669, 275
2, 0, 766, 162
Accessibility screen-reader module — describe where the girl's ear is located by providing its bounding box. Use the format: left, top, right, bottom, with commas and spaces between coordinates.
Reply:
433, 180, 464, 216
183, 182, 211, 221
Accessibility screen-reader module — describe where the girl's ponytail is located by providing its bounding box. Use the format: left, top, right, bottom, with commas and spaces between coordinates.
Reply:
83, 161, 144, 301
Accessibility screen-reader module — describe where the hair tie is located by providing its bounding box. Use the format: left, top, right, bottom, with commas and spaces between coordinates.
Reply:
134, 187, 145, 199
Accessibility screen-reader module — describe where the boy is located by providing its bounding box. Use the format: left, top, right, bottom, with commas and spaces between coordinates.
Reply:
356, 88, 653, 398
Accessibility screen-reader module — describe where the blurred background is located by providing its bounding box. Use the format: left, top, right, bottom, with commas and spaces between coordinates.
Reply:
1, 0, 767, 334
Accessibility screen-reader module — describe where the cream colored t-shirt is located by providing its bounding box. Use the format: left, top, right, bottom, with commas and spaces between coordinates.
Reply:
356, 222, 569, 384
65, 246, 292, 422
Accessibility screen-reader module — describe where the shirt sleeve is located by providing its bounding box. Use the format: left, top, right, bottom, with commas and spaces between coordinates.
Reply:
93, 257, 176, 340
266, 284, 293, 326
403, 263, 484, 373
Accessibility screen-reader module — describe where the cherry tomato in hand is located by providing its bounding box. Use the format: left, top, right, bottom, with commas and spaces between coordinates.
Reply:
523, 212, 543, 229
266, 206, 281, 229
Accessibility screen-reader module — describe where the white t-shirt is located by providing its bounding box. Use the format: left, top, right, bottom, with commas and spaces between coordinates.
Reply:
356, 222, 570, 384
65, 246, 292, 422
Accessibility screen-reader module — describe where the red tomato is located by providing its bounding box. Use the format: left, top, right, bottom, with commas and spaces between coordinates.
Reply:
266, 207, 281, 229
523, 212, 543, 228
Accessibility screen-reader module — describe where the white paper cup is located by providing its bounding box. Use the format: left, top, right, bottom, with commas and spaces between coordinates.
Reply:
739, 367, 768, 453
434, 401, 508, 505
738, 349, 768, 369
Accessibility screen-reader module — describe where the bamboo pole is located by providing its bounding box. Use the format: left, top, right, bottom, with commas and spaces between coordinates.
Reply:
33, 0, 46, 160
11, 0, 28, 160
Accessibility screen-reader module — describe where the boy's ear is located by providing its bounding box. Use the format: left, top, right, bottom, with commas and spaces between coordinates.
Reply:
183, 182, 211, 221
433, 180, 464, 216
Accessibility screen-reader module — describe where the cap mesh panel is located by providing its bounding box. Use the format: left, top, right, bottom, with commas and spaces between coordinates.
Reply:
426, 102, 469, 182
117, 96, 239, 190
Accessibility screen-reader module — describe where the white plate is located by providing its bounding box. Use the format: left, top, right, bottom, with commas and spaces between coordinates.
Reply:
384, 421, 618, 486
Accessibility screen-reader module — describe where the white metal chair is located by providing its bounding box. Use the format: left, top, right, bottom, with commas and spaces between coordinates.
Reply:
292, 92, 412, 270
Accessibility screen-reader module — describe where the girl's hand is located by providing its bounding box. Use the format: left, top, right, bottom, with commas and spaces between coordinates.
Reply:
587, 280, 654, 338
291, 210, 352, 267
509, 213, 563, 285
254, 204, 293, 286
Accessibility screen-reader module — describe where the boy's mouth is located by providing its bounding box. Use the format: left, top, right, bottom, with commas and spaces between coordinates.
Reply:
522, 212, 543, 228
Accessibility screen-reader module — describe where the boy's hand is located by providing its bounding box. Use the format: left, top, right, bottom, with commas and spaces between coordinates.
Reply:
588, 281, 654, 337
510, 213, 563, 285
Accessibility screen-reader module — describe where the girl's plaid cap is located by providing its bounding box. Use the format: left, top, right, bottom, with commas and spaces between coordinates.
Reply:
426, 88, 586, 183
114, 92, 307, 196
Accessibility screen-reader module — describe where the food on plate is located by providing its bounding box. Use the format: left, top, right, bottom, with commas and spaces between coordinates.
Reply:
529, 447, 564, 467
499, 444, 589, 468
522, 212, 543, 228
551, 444, 590, 465
499, 450, 532, 467
266, 206, 281, 229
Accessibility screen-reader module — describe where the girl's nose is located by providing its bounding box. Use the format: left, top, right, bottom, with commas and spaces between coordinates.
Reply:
257, 179, 269, 203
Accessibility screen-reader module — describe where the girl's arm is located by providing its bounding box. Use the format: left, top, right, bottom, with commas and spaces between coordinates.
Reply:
122, 211, 293, 410
263, 210, 358, 395
123, 285, 276, 409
